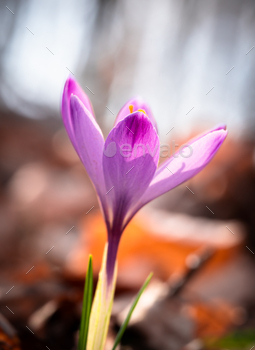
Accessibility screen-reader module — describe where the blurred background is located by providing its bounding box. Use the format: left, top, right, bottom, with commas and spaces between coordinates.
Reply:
0, 0, 255, 349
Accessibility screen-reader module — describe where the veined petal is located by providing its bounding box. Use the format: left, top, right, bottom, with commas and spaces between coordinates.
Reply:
129, 126, 227, 218
103, 112, 159, 232
62, 77, 94, 148
70, 95, 107, 210
114, 97, 158, 132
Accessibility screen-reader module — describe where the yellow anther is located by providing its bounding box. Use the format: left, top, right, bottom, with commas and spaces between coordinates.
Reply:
129, 105, 134, 113
137, 109, 147, 116
128, 105, 148, 116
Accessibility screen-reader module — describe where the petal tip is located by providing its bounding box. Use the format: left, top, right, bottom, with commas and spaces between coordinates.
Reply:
63, 76, 79, 95
215, 123, 227, 131
62, 76, 94, 119
70, 94, 93, 119
215, 125, 228, 139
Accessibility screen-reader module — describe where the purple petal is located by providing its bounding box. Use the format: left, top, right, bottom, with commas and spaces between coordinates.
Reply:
128, 126, 227, 219
69, 95, 109, 217
103, 112, 160, 230
114, 97, 158, 132
104, 112, 159, 280
62, 77, 94, 148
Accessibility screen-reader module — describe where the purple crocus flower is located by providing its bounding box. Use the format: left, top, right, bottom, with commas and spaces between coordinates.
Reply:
62, 77, 227, 284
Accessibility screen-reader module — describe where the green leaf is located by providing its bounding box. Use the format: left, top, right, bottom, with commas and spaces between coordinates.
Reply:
87, 243, 118, 350
111, 272, 153, 350
78, 255, 93, 350
205, 329, 255, 350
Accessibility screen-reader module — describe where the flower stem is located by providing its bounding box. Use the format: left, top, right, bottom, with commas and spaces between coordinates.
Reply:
106, 235, 120, 285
